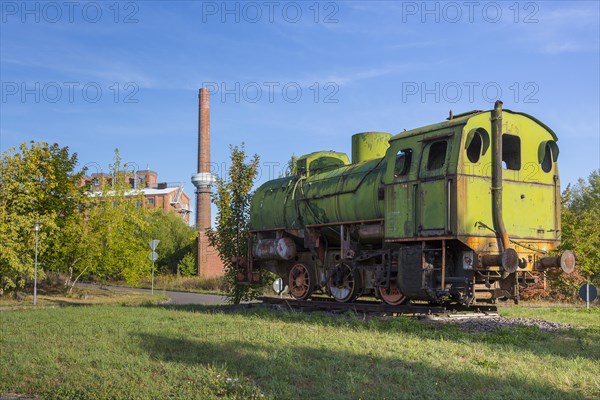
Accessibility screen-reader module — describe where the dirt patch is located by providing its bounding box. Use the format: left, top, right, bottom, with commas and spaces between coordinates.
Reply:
0, 394, 39, 400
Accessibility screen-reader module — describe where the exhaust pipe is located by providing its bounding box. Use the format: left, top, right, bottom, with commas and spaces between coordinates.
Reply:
491, 100, 509, 252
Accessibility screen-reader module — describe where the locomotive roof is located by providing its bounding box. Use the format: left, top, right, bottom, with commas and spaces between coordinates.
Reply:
389, 109, 558, 142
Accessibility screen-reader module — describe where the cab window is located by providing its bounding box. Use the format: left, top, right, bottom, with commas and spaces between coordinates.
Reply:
502, 134, 521, 170
466, 131, 483, 163
541, 142, 553, 173
427, 141, 448, 170
394, 149, 412, 177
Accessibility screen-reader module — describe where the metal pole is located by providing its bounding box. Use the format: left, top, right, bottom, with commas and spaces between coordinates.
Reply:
33, 222, 39, 305
152, 259, 155, 295
586, 283, 590, 310
83, 162, 102, 192
491, 100, 508, 252
124, 162, 139, 190
543, 271, 547, 290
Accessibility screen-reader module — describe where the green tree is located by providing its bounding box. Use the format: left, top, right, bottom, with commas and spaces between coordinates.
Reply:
0, 142, 84, 293
206, 144, 261, 303
177, 252, 197, 277
0, 144, 157, 294
559, 169, 600, 283
51, 149, 155, 292
144, 209, 197, 274
88, 149, 150, 284
282, 154, 297, 177
51, 199, 99, 293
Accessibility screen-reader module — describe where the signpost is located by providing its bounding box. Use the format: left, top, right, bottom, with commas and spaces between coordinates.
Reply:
33, 221, 42, 305
579, 283, 598, 310
272, 277, 288, 298
149, 240, 160, 294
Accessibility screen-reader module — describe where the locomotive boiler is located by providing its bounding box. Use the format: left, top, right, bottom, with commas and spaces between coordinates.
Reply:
243, 101, 575, 305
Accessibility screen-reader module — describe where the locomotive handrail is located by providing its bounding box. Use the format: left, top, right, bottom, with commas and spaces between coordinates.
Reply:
418, 131, 454, 142
305, 218, 384, 228
475, 221, 549, 255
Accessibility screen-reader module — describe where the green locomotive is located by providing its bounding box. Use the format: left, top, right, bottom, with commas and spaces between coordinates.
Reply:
244, 101, 574, 305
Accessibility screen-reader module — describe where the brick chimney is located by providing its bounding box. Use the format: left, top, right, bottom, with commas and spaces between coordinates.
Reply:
191, 88, 215, 275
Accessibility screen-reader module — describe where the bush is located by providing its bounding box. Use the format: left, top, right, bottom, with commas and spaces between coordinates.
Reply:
205, 144, 263, 304
177, 252, 197, 277
520, 270, 588, 302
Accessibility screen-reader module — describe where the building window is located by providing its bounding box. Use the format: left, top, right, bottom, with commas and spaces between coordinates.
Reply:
502, 134, 521, 170
147, 198, 154, 206
427, 141, 448, 171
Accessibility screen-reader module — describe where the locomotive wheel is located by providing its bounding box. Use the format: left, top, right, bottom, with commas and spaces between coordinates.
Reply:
378, 283, 407, 305
327, 263, 362, 303
289, 263, 315, 300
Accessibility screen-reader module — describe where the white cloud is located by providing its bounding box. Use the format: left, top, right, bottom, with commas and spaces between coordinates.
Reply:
541, 41, 589, 55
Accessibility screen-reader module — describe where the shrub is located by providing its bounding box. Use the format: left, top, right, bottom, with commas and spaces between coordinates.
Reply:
177, 252, 197, 277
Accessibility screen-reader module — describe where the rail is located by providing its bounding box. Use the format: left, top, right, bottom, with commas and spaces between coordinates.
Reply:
259, 296, 498, 316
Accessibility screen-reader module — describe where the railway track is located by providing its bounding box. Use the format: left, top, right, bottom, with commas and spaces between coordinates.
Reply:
259, 296, 498, 317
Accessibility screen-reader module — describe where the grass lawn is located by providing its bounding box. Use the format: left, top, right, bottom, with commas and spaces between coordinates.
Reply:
128, 275, 225, 296
0, 286, 168, 310
1, 304, 598, 399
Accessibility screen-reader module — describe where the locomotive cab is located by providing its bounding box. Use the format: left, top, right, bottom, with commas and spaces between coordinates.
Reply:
381, 103, 571, 303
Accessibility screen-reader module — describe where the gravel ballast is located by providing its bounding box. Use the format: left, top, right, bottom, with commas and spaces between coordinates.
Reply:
426, 315, 575, 332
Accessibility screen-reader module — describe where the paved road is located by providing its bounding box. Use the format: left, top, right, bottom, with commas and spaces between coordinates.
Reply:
78, 283, 227, 305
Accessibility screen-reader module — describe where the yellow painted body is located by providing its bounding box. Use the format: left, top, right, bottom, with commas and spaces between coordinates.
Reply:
458, 113, 559, 240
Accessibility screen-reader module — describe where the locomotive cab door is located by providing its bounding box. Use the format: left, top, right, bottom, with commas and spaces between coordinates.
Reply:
417, 135, 453, 236
384, 147, 415, 238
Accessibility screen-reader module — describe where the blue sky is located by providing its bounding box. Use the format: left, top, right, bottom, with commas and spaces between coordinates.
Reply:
1, 1, 599, 223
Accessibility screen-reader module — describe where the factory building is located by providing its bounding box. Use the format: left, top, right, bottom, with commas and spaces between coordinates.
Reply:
80, 170, 192, 224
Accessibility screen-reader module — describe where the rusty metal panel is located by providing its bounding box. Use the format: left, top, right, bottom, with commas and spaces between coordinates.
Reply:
254, 238, 297, 261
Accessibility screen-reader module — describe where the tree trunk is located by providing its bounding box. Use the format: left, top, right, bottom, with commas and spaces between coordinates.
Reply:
65, 266, 73, 289
68, 261, 87, 294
